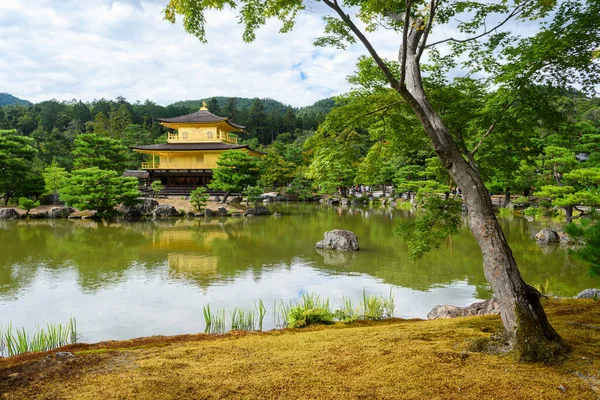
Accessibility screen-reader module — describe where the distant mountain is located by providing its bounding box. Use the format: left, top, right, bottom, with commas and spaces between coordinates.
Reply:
169, 96, 336, 116
0, 93, 31, 106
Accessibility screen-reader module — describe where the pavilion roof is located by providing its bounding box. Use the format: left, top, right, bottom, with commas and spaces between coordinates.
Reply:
130, 143, 264, 154
157, 109, 245, 130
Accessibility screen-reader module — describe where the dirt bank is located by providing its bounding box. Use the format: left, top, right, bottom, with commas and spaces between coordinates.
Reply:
1, 299, 599, 399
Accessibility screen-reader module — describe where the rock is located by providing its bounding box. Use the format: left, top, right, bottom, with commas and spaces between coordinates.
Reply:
217, 207, 229, 216
315, 229, 359, 251
557, 231, 576, 244
49, 207, 75, 219
135, 198, 159, 215
341, 198, 349, 206
204, 208, 215, 217
273, 212, 282, 217
319, 198, 326, 204
328, 198, 340, 205
55, 352, 75, 360
427, 298, 499, 320
535, 228, 560, 245
575, 288, 600, 299
30, 211, 49, 219
231, 212, 243, 217
390, 201, 397, 208
123, 207, 142, 220
243, 206, 271, 217
351, 199, 361, 206
186, 211, 196, 218
228, 196, 243, 204
0, 208, 20, 220
152, 205, 180, 218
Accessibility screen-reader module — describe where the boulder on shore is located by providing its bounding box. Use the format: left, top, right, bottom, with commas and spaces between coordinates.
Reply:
243, 206, 270, 217
0, 208, 20, 220
123, 207, 143, 220
427, 298, 499, 320
315, 229, 359, 251
152, 205, 180, 218
575, 288, 600, 299
135, 198, 159, 215
535, 228, 560, 245
217, 207, 229, 216
49, 207, 75, 219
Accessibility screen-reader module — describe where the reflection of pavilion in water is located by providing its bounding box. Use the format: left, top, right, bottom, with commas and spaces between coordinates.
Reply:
142, 221, 233, 288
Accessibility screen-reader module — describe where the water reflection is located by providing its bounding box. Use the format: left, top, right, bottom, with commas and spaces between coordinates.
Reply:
0, 204, 598, 343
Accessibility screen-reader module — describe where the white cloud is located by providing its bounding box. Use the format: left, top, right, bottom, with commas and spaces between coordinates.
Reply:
0, 0, 558, 108
0, 0, 396, 107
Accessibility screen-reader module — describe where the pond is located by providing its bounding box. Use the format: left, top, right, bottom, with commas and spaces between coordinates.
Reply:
0, 203, 597, 343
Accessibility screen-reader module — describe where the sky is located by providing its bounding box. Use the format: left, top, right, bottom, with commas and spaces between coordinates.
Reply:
0, 0, 407, 107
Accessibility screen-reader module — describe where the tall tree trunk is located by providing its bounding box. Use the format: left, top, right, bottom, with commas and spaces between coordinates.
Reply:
400, 49, 569, 361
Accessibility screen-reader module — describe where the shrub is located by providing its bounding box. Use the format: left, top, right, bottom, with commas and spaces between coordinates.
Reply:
190, 186, 209, 212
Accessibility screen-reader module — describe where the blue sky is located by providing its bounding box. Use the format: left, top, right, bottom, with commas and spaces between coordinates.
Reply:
0, 0, 404, 107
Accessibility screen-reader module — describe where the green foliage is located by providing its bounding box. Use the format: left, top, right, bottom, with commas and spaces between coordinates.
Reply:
564, 213, 600, 277
190, 186, 209, 211
73, 133, 131, 172
43, 160, 69, 205
150, 180, 165, 197
258, 150, 296, 187
209, 151, 260, 194
203, 304, 226, 334
532, 279, 553, 297
203, 300, 267, 333
0, 129, 36, 204
60, 167, 140, 217
0, 317, 77, 357
244, 186, 263, 205
18, 197, 40, 216
396, 196, 462, 260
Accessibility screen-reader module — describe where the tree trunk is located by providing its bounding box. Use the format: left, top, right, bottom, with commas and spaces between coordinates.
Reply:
564, 206, 573, 223
399, 46, 569, 361
53, 190, 59, 205
222, 192, 230, 204
504, 188, 511, 207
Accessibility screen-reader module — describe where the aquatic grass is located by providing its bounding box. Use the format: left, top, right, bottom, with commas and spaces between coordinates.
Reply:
532, 279, 553, 297
205, 301, 267, 333
497, 207, 514, 218
334, 296, 358, 323
203, 304, 226, 334
0, 317, 78, 357
285, 293, 334, 328
360, 289, 395, 320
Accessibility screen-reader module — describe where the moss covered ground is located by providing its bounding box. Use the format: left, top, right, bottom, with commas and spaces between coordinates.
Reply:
1, 299, 599, 399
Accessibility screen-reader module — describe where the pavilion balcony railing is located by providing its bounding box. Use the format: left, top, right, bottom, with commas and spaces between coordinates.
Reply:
168, 133, 179, 140
141, 162, 161, 169
223, 137, 238, 144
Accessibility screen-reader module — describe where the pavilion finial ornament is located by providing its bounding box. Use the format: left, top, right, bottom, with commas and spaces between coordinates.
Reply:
200, 101, 209, 111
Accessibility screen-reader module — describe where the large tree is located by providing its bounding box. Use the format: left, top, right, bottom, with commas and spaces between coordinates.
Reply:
209, 150, 260, 203
0, 130, 37, 205
165, 0, 600, 360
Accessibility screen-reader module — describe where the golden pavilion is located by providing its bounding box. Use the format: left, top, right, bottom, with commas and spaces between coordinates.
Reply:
131, 102, 264, 193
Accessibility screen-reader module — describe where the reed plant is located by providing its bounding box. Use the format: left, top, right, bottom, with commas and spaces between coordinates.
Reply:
204, 300, 267, 333
203, 304, 226, 334
360, 290, 395, 320
334, 296, 358, 323
532, 279, 553, 297
0, 317, 78, 357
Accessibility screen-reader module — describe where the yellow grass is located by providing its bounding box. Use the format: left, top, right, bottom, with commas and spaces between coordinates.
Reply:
1, 299, 599, 399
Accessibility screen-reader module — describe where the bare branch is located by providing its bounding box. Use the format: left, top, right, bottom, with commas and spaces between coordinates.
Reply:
399, 1, 412, 89
322, 0, 400, 90
469, 100, 515, 157
417, 0, 438, 60
425, 2, 525, 49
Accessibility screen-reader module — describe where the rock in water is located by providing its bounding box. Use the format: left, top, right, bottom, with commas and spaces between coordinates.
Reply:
535, 228, 560, 245
243, 206, 271, 217
0, 208, 20, 220
152, 205, 180, 218
427, 298, 499, 319
315, 229, 359, 251
217, 207, 229, 216
575, 288, 600, 299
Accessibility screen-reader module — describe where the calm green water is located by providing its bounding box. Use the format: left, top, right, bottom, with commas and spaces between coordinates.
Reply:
0, 204, 597, 343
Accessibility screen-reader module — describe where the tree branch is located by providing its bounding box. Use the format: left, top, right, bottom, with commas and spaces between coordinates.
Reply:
417, 0, 438, 61
425, 2, 525, 49
469, 100, 515, 157
322, 0, 400, 90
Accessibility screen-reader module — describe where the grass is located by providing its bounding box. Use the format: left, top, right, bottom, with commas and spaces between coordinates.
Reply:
0, 317, 77, 358
360, 289, 395, 320
204, 300, 266, 333
1, 299, 599, 399
532, 279, 553, 297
